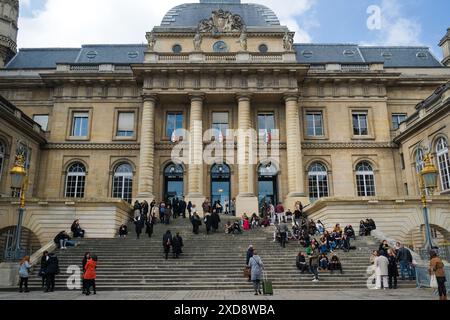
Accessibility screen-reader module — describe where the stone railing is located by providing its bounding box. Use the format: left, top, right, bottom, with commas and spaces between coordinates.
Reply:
56, 64, 132, 73
308, 63, 384, 72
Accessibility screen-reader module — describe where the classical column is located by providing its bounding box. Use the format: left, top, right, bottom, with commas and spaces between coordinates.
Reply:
137, 95, 157, 202
236, 93, 258, 215
284, 94, 308, 209
186, 93, 205, 212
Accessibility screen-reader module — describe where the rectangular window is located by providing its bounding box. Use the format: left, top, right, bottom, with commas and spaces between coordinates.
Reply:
33, 115, 49, 131
166, 112, 184, 138
392, 113, 407, 130
117, 112, 135, 137
71, 112, 89, 137
352, 112, 368, 136
404, 183, 409, 196
212, 112, 229, 138
306, 112, 324, 136
258, 113, 275, 143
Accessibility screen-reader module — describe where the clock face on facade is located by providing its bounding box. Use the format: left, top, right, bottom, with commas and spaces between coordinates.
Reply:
213, 41, 229, 53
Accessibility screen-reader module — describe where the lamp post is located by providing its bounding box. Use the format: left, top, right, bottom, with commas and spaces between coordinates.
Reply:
5, 154, 27, 261
419, 154, 439, 252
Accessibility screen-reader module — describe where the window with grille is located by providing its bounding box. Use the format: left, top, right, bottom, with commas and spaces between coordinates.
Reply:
112, 163, 133, 203
117, 112, 135, 137
306, 112, 324, 137
258, 113, 275, 143
71, 112, 89, 137
65, 163, 86, 198
308, 162, 329, 200
352, 112, 368, 136
356, 162, 376, 196
436, 138, 450, 191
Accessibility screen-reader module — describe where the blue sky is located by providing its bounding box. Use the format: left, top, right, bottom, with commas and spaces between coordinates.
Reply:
19, 0, 449, 60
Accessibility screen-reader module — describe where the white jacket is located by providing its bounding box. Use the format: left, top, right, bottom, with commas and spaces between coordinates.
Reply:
375, 255, 389, 276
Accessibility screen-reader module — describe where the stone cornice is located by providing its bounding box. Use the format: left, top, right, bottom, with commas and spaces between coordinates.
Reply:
302, 142, 397, 149
44, 143, 141, 150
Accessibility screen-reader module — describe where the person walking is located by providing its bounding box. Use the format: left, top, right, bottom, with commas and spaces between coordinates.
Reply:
145, 214, 155, 238
134, 214, 144, 239
204, 212, 212, 235
375, 251, 389, 290
191, 212, 202, 234
387, 249, 398, 289
187, 201, 193, 219
159, 202, 166, 224
172, 233, 183, 259
279, 222, 288, 248
45, 252, 59, 293
248, 250, 264, 295
83, 255, 97, 295
211, 210, 221, 233
179, 198, 187, 219
246, 245, 254, 282
309, 244, 320, 282
133, 200, 142, 219
165, 204, 172, 225
81, 252, 91, 294
39, 251, 49, 288
429, 251, 447, 301
18, 256, 32, 293
396, 243, 413, 281
163, 230, 173, 260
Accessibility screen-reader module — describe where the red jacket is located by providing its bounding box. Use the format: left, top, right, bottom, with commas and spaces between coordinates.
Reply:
84, 259, 97, 280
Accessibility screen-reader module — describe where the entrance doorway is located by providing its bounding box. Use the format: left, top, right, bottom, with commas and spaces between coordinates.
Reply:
211, 163, 231, 212
258, 162, 278, 208
164, 163, 184, 203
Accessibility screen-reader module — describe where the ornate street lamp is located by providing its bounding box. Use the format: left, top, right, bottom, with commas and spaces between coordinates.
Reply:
5, 154, 27, 261
419, 154, 439, 252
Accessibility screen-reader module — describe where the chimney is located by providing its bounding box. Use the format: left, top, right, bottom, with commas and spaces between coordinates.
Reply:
439, 28, 450, 67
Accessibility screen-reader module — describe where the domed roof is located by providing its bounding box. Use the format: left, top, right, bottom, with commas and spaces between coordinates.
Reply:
161, 0, 280, 28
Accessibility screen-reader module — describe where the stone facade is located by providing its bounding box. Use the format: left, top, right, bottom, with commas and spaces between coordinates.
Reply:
0, 0, 449, 250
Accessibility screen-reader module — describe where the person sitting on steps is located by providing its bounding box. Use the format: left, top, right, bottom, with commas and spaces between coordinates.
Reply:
296, 252, 309, 274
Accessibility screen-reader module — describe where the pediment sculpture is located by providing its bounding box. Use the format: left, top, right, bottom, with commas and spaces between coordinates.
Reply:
198, 9, 245, 34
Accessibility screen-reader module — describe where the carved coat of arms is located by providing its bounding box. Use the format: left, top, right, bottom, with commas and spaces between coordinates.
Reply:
198, 9, 245, 34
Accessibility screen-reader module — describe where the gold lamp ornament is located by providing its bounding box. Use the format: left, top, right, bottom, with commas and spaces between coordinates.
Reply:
420, 154, 439, 195
10, 154, 26, 189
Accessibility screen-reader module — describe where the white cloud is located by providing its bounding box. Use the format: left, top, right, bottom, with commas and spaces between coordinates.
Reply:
17, 0, 316, 48
363, 0, 422, 46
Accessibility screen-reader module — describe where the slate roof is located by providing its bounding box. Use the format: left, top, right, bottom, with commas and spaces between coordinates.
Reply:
294, 44, 443, 67
160, 2, 280, 28
4, 44, 444, 69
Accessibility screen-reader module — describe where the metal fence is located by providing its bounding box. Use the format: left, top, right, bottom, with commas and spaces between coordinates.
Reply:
415, 264, 450, 294
418, 246, 450, 262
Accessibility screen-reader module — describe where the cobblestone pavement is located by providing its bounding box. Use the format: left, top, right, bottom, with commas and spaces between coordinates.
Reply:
0, 288, 440, 300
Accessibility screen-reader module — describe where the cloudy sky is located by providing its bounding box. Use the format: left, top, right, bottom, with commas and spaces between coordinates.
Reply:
19, 0, 449, 59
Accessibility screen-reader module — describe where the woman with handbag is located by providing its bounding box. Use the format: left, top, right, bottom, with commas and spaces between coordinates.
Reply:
429, 251, 447, 300
248, 251, 264, 295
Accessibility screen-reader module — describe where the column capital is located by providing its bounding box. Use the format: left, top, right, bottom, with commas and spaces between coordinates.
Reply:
142, 94, 158, 103
283, 93, 299, 103
189, 93, 206, 102
236, 93, 253, 102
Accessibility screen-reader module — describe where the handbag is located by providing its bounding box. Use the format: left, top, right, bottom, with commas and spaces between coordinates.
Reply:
243, 266, 251, 278
430, 274, 438, 288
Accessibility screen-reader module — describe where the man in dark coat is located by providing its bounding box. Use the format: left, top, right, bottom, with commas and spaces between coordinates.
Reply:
162, 231, 173, 260
396, 244, 413, 280
191, 213, 201, 234
179, 198, 187, 219
211, 211, 221, 233
45, 253, 59, 292
246, 245, 254, 282
145, 215, 155, 238
204, 213, 212, 235
134, 215, 144, 239
172, 233, 184, 258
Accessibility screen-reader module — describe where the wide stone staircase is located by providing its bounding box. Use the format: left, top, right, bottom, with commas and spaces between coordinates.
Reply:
25, 216, 416, 291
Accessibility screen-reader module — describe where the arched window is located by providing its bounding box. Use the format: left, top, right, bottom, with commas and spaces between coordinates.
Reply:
356, 162, 376, 197
112, 163, 133, 203
211, 164, 231, 207
65, 163, 86, 198
0, 141, 5, 183
164, 163, 184, 202
308, 162, 329, 200
436, 138, 450, 191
